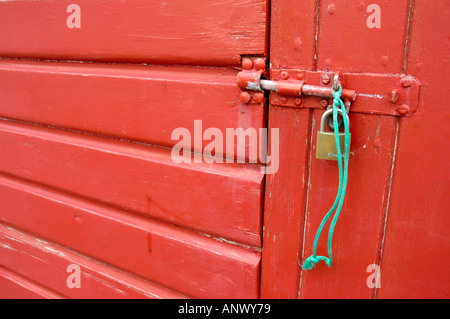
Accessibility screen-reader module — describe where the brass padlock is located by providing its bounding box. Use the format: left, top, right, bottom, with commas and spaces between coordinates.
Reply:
316, 108, 351, 161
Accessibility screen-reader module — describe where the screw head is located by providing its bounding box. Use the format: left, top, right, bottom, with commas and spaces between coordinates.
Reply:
239, 91, 252, 104
321, 73, 331, 85
400, 76, 413, 88
280, 96, 288, 104
280, 71, 289, 80
294, 98, 303, 106
398, 104, 410, 115
253, 92, 265, 104
390, 90, 399, 103
242, 58, 253, 70
320, 99, 329, 108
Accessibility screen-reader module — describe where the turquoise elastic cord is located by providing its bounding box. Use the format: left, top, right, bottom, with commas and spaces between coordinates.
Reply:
302, 85, 350, 270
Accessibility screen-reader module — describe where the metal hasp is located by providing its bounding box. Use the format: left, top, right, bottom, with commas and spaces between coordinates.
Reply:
237, 57, 420, 117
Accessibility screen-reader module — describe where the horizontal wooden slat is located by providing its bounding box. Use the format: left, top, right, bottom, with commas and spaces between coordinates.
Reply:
0, 266, 64, 299
0, 177, 261, 298
0, 59, 264, 162
0, 0, 267, 66
0, 120, 263, 246
0, 224, 188, 299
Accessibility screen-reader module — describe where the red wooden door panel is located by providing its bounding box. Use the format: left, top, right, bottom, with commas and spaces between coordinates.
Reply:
376, 0, 450, 298
0, 0, 268, 298
261, 0, 449, 299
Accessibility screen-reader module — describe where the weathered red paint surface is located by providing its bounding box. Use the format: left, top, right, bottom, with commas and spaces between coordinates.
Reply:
262, 0, 449, 299
1, 0, 448, 299
0, 121, 264, 247
0, 0, 267, 66
0, 0, 267, 299
376, 0, 450, 298
0, 60, 265, 162
0, 224, 187, 299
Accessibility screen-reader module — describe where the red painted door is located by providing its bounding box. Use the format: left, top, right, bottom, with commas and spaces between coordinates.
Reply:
1, 0, 448, 300
0, 0, 268, 299
261, 0, 449, 299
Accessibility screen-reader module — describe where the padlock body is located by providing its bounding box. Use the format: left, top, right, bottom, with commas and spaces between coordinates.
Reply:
316, 132, 351, 161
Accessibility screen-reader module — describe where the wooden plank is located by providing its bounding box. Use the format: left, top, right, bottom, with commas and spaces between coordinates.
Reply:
260, 107, 312, 298
0, 224, 188, 299
316, 0, 412, 73
0, 59, 265, 163
260, 0, 318, 298
0, 174, 261, 298
299, 113, 397, 298
269, 0, 318, 70
0, 266, 64, 299
0, 0, 267, 66
0, 120, 264, 247
376, 0, 450, 298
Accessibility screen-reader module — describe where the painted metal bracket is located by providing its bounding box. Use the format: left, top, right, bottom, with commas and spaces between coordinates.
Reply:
237, 58, 420, 117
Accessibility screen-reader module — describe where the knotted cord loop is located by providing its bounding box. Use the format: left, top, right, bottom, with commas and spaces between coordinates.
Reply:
302, 84, 350, 270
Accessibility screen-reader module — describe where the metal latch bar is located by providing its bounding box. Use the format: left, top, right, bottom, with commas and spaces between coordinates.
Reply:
258, 79, 357, 102
236, 57, 420, 117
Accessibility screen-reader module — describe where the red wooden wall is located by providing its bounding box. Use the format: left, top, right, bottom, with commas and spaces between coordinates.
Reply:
0, 0, 268, 299
0, 0, 448, 299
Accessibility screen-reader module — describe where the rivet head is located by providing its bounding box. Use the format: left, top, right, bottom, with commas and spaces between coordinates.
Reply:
239, 91, 252, 104
280, 96, 288, 104
280, 71, 289, 80
398, 104, 410, 115
242, 58, 253, 70
327, 3, 336, 14
294, 98, 303, 106
380, 56, 390, 67
254, 58, 266, 70
253, 92, 265, 104
373, 138, 381, 148
400, 76, 413, 88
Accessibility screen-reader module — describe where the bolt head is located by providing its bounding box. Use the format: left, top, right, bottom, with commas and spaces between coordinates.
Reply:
239, 91, 252, 104
400, 76, 413, 88
242, 58, 253, 70
398, 104, 410, 115
253, 92, 265, 104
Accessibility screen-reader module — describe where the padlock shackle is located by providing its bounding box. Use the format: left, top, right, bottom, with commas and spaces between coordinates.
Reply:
320, 108, 350, 132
